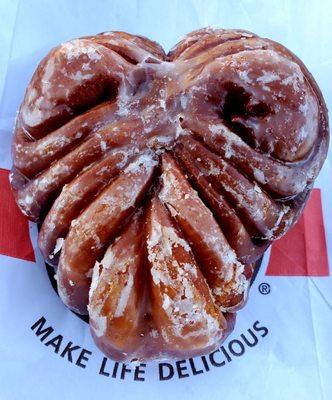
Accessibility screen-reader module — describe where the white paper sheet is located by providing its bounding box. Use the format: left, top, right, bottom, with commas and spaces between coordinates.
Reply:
0, 1, 331, 399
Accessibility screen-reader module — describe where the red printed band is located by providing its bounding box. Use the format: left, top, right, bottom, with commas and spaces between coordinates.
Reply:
0, 168, 35, 262
266, 189, 329, 276
0, 169, 329, 275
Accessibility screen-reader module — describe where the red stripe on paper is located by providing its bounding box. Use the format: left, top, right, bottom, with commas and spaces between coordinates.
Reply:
0, 166, 329, 274
0, 168, 35, 262
266, 189, 329, 276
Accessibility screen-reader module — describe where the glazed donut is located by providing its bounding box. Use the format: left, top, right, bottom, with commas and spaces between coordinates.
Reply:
11, 28, 329, 361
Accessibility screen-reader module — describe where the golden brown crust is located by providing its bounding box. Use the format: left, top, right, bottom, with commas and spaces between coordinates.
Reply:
11, 28, 329, 361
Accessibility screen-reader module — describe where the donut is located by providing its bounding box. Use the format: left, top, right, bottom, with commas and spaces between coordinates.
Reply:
11, 28, 329, 361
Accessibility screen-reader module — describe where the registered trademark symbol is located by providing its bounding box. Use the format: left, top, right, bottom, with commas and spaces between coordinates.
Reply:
258, 282, 271, 295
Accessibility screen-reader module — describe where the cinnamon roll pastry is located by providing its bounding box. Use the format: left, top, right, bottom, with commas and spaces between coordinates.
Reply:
11, 28, 329, 361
